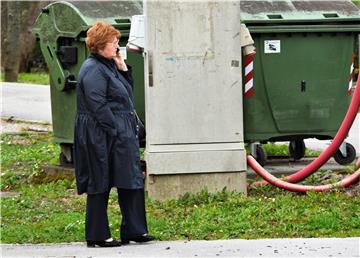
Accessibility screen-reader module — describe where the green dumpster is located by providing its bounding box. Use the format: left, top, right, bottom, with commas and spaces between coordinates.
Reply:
240, 0, 360, 165
33, 1, 144, 165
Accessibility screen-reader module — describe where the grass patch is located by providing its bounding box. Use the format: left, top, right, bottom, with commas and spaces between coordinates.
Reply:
1, 72, 49, 85
263, 143, 320, 157
2, 183, 359, 243
1, 132, 60, 190
1, 132, 359, 243
245, 143, 320, 157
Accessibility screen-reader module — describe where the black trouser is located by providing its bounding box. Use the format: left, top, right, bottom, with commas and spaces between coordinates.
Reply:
85, 188, 148, 241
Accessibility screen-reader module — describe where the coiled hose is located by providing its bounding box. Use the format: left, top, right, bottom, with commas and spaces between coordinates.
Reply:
249, 74, 360, 192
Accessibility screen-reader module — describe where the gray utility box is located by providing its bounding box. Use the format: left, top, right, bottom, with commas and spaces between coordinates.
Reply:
144, 1, 247, 200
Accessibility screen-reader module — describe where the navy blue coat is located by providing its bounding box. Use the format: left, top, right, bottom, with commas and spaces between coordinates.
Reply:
74, 54, 143, 195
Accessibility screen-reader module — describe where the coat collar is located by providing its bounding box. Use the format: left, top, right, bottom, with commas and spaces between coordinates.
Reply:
91, 53, 116, 71
90, 53, 134, 106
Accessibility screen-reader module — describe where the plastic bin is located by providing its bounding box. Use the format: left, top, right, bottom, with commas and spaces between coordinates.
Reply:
33, 1, 144, 164
240, 0, 360, 164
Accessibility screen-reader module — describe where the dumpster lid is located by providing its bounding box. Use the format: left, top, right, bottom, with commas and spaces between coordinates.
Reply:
240, 0, 360, 23
33, 1, 143, 39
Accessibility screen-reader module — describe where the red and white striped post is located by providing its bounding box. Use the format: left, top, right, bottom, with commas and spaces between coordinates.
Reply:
244, 54, 255, 98
348, 54, 355, 95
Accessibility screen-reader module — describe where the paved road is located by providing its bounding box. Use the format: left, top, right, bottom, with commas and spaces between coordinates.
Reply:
1, 82, 51, 123
2, 237, 359, 257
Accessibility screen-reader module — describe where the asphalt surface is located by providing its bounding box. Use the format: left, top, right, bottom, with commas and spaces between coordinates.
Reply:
2, 237, 360, 257
1, 82, 51, 123
1, 82, 360, 257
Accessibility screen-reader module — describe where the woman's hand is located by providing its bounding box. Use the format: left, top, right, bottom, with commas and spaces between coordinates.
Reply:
114, 49, 128, 71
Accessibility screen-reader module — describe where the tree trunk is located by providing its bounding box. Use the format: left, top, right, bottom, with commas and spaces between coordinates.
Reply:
1, 1, 8, 74
1, 1, 49, 79
2, 1, 22, 82
19, 1, 47, 73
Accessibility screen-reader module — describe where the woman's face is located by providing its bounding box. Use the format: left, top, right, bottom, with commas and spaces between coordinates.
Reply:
98, 36, 119, 59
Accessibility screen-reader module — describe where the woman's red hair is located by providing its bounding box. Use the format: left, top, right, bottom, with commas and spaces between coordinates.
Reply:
85, 21, 121, 54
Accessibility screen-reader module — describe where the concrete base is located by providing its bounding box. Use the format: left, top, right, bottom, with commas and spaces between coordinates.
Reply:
38, 165, 75, 184
146, 172, 247, 201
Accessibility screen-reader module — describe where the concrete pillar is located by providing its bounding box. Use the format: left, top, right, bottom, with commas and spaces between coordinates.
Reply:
144, 0, 247, 201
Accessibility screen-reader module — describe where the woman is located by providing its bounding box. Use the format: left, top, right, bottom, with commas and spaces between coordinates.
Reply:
74, 21, 155, 248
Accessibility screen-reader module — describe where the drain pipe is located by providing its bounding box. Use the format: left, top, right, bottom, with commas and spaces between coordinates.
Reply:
249, 74, 360, 191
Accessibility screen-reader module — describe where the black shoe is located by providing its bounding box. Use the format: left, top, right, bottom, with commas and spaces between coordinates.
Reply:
87, 239, 121, 248
121, 234, 156, 244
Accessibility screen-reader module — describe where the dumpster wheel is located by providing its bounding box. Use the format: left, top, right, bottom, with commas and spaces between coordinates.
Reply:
289, 140, 306, 160
59, 152, 73, 167
60, 143, 74, 167
255, 145, 267, 166
333, 142, 356, 165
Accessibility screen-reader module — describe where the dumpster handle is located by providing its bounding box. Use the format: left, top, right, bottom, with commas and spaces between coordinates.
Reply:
249, 73, 360, 192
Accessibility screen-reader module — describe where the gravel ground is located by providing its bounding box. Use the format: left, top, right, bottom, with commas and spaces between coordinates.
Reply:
0, 118, 52, 134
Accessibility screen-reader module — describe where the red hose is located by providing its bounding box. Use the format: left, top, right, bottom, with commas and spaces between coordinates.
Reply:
253, 74, 360, 187
248, 156, 360, 192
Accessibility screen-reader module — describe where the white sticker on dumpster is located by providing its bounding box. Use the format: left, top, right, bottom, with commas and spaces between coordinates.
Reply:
264, 40, 280, 53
